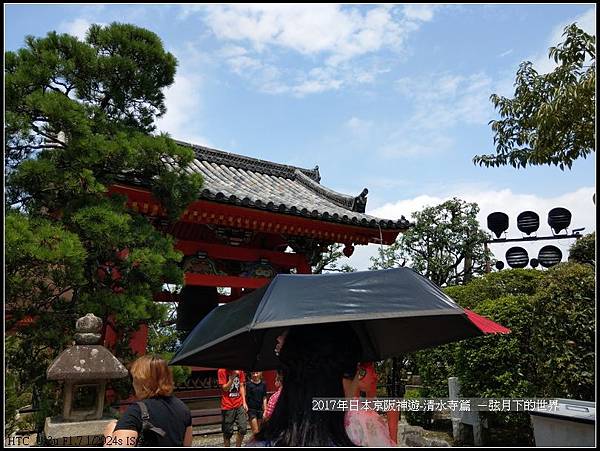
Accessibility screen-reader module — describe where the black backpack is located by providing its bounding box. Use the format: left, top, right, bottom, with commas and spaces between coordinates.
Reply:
136, 401, 167, 446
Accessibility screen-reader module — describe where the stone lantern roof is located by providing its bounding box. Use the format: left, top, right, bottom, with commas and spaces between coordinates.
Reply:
47, 346, 128, 380
46, 313, 128, 381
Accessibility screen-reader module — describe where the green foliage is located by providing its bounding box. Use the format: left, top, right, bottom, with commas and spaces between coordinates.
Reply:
404, 388, 433, 427
414, 344, 458, 398
568, 232, 595, 266
312, 243, 356, 274
146, 304, 191, 387
444, 268, 543, 309
370, 198, 492, 286
5, 22, 203, 429
530, 262, 595, 401
454, 296, 537, 399
474, 24, 595, 169
5, 359, 35, 435
414, 265, 595, 443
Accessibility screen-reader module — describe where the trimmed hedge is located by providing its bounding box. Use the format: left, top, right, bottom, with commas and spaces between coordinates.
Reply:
414, 263, 595, 444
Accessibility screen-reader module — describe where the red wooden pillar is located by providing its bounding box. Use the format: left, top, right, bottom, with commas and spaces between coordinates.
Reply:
296, 255, 311, 274
130, 324, 148, 356
103, 315, 147, 356
387, 410, 399, 444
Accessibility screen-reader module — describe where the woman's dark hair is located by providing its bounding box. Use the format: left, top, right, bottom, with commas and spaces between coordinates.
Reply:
255, 322, 360, 446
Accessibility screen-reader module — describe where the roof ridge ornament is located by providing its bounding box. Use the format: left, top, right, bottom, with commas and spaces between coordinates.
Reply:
176, 140, 320, 181
351, 188, 368, 213
293, 169, 359, 211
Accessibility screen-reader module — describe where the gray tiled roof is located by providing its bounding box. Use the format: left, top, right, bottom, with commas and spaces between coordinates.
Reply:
169, 141, 409, 230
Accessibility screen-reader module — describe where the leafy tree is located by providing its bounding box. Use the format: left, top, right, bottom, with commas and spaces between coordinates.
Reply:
5, 22, 203, 430
312, 243, 356, 274
370, 198, 492, 286
474, 24, 595, 169
568, 232, 595, 266
147, 302, 191, 387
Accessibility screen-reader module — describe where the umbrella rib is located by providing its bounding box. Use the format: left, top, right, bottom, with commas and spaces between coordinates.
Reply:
249, 278, 279, 329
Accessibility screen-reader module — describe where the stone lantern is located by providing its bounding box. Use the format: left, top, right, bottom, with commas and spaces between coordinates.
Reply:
44, 313, 128, 446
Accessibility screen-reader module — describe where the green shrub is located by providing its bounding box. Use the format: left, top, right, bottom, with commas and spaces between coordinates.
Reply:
530, 262, 595, 401
414, 344, 458, 398
404, 388, 433, 427
568, 232, 595, 266
444, 269, 543, 309
414, 264, 595, 444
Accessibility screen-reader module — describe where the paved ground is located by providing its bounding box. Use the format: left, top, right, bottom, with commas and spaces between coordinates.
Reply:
191, 417, 419, 447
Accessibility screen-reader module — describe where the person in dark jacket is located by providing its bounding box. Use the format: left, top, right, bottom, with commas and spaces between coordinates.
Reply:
246, 371, 268, 434
103, 355, 192, 447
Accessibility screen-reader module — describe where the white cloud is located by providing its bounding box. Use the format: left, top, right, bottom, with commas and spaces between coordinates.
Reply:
531, 7, 596, 74
380, 134, 454, 158
58, 18, 104, 40
203, 4, 419, 64
340, 186, 596, 271
402, 4, 439, 22
380, 71, 494, 158
191, 4, 439, 96
346, 117, 374, 134
155, 72, 210, 146
395, 72, 494, 127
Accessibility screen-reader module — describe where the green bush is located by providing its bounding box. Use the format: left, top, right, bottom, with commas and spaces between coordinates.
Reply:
530, 262, 595, 401
404, 388, 433, 428
414, 344, 458, 398
414, 265, 595, 444
444, 268, 543, 309
568, 232, 595, 266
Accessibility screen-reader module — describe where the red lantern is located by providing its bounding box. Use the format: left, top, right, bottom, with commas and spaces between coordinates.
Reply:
343, 244, 354, 257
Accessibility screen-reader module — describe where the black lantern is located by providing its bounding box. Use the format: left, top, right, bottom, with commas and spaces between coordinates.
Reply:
487, 212, 509, 239
530, 258, 539, 268
495, 261, 505, 270
517, 211, 540, 235
538, 245, 562, 268
506, 247, 529, 269
548, 207, 572, 234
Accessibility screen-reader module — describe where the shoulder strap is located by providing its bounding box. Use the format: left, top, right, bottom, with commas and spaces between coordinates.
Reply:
137, 401, 150, 421
136, 401, 167, 438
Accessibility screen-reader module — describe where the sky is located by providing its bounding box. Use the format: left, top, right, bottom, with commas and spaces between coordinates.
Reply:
5, 3, 596, 270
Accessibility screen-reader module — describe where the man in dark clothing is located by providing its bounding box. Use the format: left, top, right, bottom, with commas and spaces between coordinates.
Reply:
245, 371, 268, 434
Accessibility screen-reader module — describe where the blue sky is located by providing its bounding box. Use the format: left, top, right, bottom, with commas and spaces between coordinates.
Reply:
5, 4, 596, 269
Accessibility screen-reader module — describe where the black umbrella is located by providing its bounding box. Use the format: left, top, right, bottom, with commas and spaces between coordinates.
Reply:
170, 268, 507, 370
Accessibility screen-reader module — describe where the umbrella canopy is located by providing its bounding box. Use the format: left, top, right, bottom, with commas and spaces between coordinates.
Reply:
170, 268, 509, 370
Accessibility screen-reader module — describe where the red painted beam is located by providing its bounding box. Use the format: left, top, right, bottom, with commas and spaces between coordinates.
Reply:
153, 292, 240, 304
175, 240, 304, 268
185, 273, 271, 289
153, 291, 180, 302
108, 184, 403, 245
